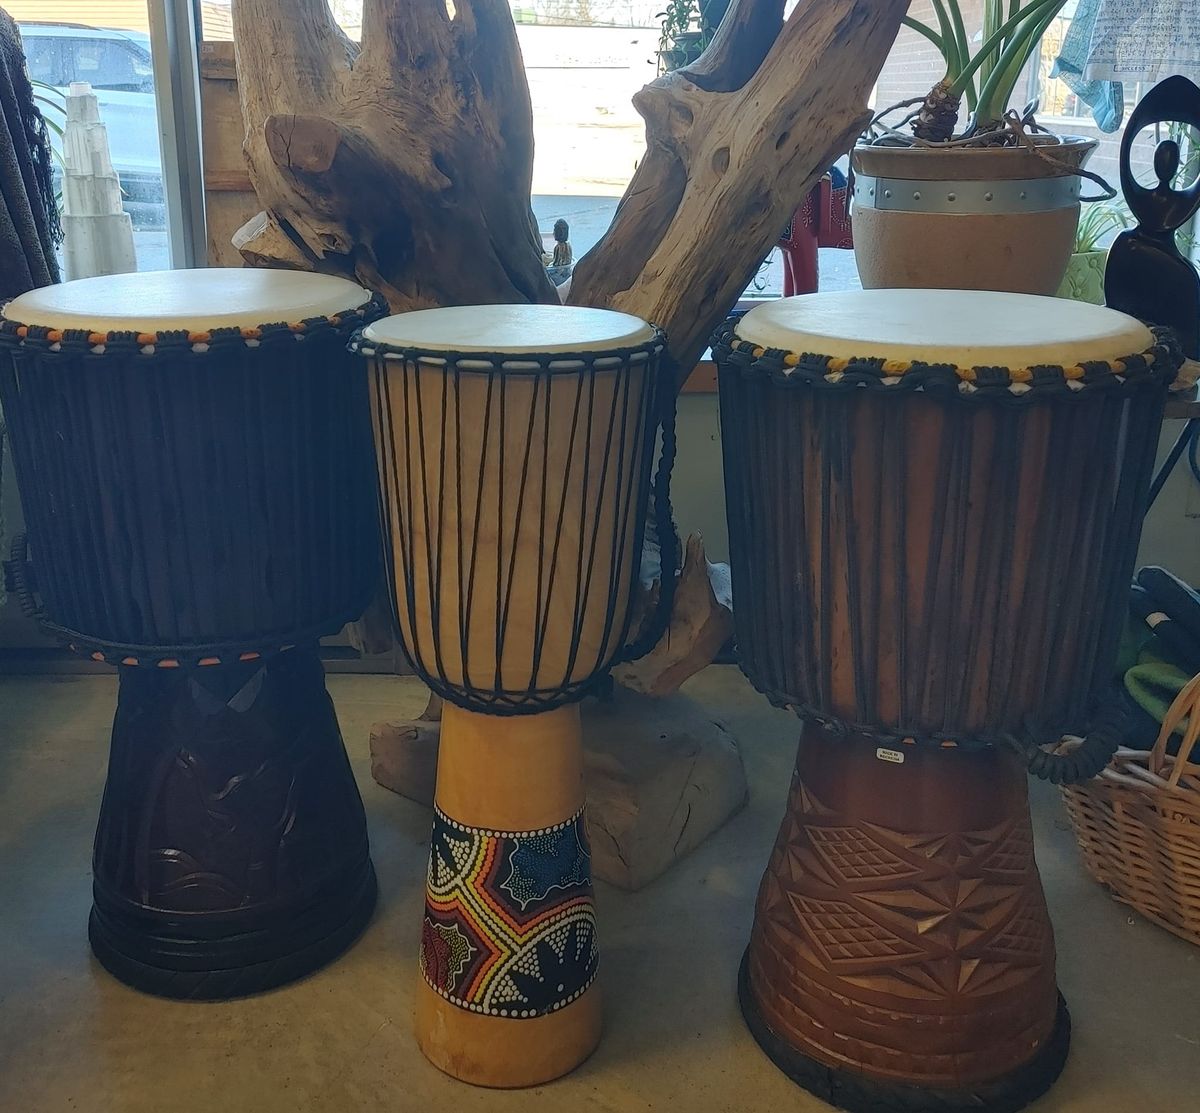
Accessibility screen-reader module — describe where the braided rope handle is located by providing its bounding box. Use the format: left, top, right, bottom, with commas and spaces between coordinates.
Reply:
1018, 696, 1127, 786
618, 366, 679, 664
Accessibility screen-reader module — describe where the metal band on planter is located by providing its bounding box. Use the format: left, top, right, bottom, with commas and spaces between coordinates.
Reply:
713, 289, 1182, 1113
354, 303, 674, 1088
0, 269, 386, 999
852, 174, 1084, 215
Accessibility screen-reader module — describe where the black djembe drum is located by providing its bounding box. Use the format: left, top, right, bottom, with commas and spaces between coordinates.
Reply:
353, 304, 675, 1087
0, 269, 385, 999
714, 289, 1182, 1113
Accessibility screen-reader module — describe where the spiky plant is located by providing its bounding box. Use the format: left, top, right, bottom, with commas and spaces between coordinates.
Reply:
903, 0, 1069, 143
32, 79, 66, 167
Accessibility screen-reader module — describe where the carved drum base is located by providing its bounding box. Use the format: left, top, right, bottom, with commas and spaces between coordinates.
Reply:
415, 703, 602, 1087
741, 727, 1070, 1113
89, 647, 376, 1000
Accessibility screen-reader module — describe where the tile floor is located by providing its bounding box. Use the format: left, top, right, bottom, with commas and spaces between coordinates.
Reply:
1, 667, 1197, 1113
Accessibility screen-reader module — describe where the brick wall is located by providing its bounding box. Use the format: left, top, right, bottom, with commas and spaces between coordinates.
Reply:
876, 1, 988, 112
872, 2, 1149, 196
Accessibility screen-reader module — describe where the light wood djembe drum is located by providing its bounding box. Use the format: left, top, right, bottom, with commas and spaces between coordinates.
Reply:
354, 304, 673, 1087
0, 269, 385, 998
713, 289, 1182, 1113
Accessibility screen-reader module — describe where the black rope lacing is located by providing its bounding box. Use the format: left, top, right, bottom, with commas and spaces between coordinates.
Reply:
0, 297, 387, 666
712, 318, 1183, 785
358, 329, 677, 716
712, 322, 1182, 406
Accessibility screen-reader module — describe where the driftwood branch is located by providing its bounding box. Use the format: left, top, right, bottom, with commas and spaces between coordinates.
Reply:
230, 0, 906, 682
232, 0, 555, 307
232, 1, 906, 370
568, 0, 909, 383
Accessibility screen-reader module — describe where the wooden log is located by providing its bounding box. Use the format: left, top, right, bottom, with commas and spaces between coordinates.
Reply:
230, 0, 908, 379
370, 687, 747, 891
231, 210, 315, 271
614, 533, 734, 697
568, 0, 910, 385
198, 40, 258, 266
231, 0, 557, 308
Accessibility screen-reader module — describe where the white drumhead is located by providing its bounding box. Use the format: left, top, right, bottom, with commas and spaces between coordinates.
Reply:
3, 269, 373, 333
736, 289, 1154, 368
361, 304, 658, 355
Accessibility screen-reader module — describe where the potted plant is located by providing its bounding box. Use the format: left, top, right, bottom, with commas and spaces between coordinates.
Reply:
852, 1, 1099, 295
1056, 201, 1129, 303
656, 0, 728, 74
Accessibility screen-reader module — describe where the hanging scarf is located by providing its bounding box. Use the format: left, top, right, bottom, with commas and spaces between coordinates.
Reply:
0, 6, 62, 297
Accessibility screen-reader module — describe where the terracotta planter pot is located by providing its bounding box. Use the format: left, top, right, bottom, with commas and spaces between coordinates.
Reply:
851, 137, 1097, 295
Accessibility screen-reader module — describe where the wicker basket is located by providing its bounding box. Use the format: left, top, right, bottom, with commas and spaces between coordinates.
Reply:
1060, 673, 1200, 947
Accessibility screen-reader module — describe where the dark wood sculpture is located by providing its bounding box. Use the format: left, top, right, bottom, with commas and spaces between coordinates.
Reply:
1106, 76, 1200, 507
1106, 75, 1200, 359
92, 649, 375, 998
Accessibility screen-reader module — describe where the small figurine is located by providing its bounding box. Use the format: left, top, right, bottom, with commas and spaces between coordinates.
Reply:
552, 218, 573, 268
1106, 76, 1200, 358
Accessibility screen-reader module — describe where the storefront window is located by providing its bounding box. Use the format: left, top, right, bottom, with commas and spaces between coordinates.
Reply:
13, 1, 171, 272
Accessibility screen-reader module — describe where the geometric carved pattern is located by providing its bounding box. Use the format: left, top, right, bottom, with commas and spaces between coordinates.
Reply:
421, 806, 598, 1019
746, 735, 1061, 1088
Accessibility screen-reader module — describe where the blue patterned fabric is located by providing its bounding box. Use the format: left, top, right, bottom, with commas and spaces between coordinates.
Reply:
1051, 0, 1125, 133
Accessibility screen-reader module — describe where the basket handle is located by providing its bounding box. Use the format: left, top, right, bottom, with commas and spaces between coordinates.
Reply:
1149, 671, 1200, 788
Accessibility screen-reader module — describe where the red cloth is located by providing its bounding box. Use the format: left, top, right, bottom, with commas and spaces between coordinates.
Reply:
777, 175, 853, 296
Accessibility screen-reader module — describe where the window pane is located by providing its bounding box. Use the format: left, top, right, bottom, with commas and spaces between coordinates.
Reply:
13, 4, 169, 272
22, 34, 62, 85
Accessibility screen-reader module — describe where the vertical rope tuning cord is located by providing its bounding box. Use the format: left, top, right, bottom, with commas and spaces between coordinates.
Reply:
367, 335, 675, 716
714, 321, 1181, 786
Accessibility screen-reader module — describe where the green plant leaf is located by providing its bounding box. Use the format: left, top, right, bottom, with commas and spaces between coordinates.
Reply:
901, 16, 943, 52
949, 0, 1064, 100
974, 0, 1066, 128
946, 0, 975, 107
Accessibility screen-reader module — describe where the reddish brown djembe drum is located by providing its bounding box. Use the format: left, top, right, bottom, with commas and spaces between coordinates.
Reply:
714, 289, 1182, 1112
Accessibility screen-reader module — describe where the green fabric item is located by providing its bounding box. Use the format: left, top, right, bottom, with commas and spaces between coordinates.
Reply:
1125, 655, 1191, 735
1116, 612, 1155, 675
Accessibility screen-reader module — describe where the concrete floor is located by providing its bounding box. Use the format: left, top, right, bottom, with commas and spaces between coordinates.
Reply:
1, 667, 1197, 1113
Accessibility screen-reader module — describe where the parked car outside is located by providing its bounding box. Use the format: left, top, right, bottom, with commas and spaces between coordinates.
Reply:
20, 21, 164, 225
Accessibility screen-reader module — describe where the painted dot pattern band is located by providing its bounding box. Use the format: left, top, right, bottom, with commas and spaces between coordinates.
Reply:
420, 806, 597, 1019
